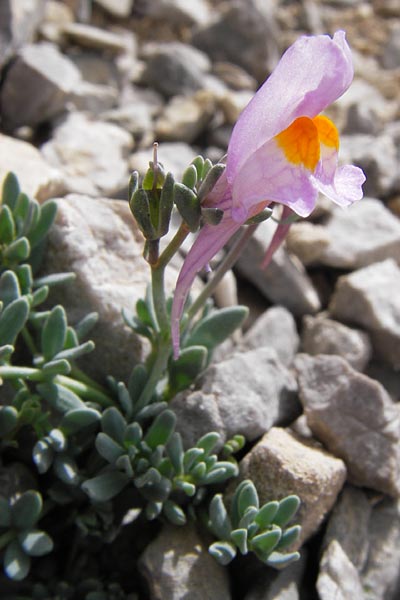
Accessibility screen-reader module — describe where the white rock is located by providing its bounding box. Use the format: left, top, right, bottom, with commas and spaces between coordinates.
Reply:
0, 134, 65, 202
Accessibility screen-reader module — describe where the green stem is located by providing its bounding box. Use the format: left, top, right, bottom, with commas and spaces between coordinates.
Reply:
157, 222, 190, 269
21, 326, 37, 356
187, 223, 258, 320
134, 341, 171, 412
0, 366, 114, 408
69, 365, 109, 394
56, 375, 114, 408
151, 263, 169, 335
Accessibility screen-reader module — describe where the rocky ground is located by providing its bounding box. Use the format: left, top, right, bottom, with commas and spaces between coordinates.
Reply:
1, 0, 400, 599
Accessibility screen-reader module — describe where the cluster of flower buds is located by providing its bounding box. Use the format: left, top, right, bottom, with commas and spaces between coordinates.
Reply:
128, 145, 227, 246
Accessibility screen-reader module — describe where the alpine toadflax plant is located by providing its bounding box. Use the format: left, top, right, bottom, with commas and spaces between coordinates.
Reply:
171, 31, 365, 356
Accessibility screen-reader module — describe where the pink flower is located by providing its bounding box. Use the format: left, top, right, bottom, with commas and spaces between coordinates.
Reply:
171, 31, 365, 357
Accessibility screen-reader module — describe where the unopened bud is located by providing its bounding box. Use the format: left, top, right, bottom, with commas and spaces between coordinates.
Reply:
173, 183, 201, 233
159, 172, 175, 237
129, 188, 158, 240
197, 163, 225, 202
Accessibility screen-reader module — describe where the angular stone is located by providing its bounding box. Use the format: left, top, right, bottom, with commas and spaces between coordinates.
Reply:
234, 219, 321, 317
0, 0, 45, 69
329, 259, 400, 369
139, 524, 231, 600
140, 42, 211, 98
323, 486, 372, 572
39, 0, 74, 45
322, 486, 400, 600
141, 0, 212, 27
317, 540, 365, 600
287, 199, 400, 269
340, 133, 399, 198
191, 0, 279, 80
61, 23, 128, 54
242, 306, 300, 367
41, 112, 132, 196
171, 348, 300, 449
301, 314, 372, 371
93, 0, 134, 18
295, 353, 400, 496
0, 134, 65, 202
0, 42, 81, 130
236, 427, 346, 546
244, 551, 306, 600
218, 90, 254, 125
155, 91, 216, 144
39, 195, 183, 382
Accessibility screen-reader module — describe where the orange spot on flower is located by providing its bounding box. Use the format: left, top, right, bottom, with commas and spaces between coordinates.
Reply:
313, 115, 339, 150
275, 116, 320, 171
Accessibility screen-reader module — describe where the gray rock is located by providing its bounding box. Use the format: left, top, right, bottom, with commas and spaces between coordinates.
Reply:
93, 0, 134, 18
361, 497, 400, 600
141, 0, 212, 27
365, 362, 400, 402
140, 42, 211, 98
0, 0, 45, 69
322, 486, 400, 600
333, 79, 397, 135
191, 0, 279, 81
39, 0, 74, 45
40, 195, 184, 382
287, 199, 400, 269
67, 50, 122, 87
234, 219, 321, 317
248, 551, 306, 600
155, 91, 216, 144
171, 347, 300, 448
139, 524, 231, 600
70, 80, 118, 115
317, 540, 365, 600
242, 306, 300, 366
41, 112, 133, 197
301, 315, 372, 371
213, 62, 257, 91
0, 42, 81, 130
60, 23, 128, 54
244, 551, 306, 600
236, 427, 346, 547
382, 22, 400, 69
0, 133, 66, 202
295, 353, 400, 496
218, 89, 255, 125
329, 259, 400, 369
340, 133, 399, 198
129, 142, 196, 181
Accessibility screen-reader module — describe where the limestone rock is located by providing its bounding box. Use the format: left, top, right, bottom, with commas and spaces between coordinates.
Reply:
0, 42, 81, 130
317, 540, 365, 600
191, 0, 280, 81
340, 133, 399, 198
244, 551, 306, 600
322, 486, 400, 600
171, 347, 300, 449
234, 219, 321, 317
141, 0, 212, 27
295, 353, 400, 496
301, 314, 372, 371
41, 112, 133, 197
329, 259, 400, 369
61, 23, 128, 54
236, 427, 347, 546
0, 0, 45, 69
139, 524, 231, 600
0, 134, 65, 202
287, 199, 400, 269
40, 195, 182, 382
242, 306, 300, 366
93, 0, 134, 18
140, 42, 211, 98
155, 91, 216, 144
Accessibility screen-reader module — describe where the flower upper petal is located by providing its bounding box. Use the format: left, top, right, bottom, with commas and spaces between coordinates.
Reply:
226, 31, 353, 183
